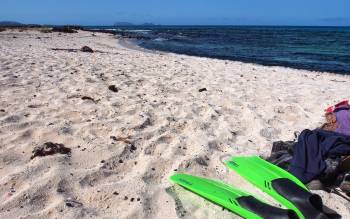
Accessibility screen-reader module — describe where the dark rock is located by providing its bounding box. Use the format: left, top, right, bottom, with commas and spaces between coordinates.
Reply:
108, 85, 119, 92
52, 26, 78, 33
28, 104, 41, 108
80, 46, 93, 53
130, 144, 137, 151
65, 199, 83, 208
0, 28, 6, 32
0, 109, 5, 112
81, 96, 98, 103
113, 192, 119, 195
198, 88, 207, 92
124, 196, 128, 200
31, 142, 71, 159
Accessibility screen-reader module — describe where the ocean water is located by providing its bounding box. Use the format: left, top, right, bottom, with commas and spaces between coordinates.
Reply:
91, 26, 350, 74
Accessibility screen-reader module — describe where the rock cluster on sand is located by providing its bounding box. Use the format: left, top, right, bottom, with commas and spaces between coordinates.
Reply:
52, 26, 79, 33
80, 46, 94, 53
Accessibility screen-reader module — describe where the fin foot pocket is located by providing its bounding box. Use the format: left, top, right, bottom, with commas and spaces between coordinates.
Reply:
272, 178, 341, 219
237, 196, 299, 219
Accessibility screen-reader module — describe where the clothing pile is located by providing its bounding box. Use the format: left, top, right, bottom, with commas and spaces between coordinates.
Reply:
267, 100, 350, 196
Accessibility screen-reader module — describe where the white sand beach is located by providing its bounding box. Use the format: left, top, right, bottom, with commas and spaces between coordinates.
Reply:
1, 29, 350, 218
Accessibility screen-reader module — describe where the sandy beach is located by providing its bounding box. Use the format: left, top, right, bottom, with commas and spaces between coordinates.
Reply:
1, 29, 350, 218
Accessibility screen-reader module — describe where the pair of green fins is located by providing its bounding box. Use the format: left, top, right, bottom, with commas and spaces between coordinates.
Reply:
170, 156, 340, 219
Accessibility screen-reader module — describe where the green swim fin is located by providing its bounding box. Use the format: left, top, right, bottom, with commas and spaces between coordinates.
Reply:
226, 156, 339, 219
170, 173, 297, 219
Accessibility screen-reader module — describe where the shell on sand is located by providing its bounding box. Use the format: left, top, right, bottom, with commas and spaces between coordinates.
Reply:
0, 29, 349, 218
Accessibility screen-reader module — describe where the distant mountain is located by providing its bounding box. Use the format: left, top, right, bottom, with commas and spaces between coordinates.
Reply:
141, 23, 156, 26
0, 21, 23, 26
114, 22, 134, 26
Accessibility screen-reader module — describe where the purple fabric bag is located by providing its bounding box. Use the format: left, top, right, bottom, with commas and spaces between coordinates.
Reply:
336, 110, 350, 136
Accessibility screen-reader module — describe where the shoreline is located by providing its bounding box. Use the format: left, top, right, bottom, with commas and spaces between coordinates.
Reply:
111, 32, 350, 76
116, 37, 159, 55
1, 29, 350, 219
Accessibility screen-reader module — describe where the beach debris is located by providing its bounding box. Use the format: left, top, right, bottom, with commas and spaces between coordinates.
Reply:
31, 142, 71, 159
136, 117, 152, 130
81, 96, 95, 101
108, 85, 119, 92
7, 187, 16, 197
27, 104, 41, 108
81, 96, 99, 103
60, 125, 72, 135
331, 79, 347, 83
110, 136, 131, 144
52, 48, 77, 52
80, 46, 94, 53
195, 156, 209, 166
65, 198, 83, 208
4, 115, 21, 123
198, 88, 207, 92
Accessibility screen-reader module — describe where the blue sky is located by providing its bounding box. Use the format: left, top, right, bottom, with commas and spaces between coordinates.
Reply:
1, 0, 349, 26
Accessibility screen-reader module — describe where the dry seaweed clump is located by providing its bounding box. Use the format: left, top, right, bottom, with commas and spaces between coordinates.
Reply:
31, 142, 71, 159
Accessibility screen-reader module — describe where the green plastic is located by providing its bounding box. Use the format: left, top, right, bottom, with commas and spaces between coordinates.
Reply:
170, 173, 264, 219
226, 156, 308, 219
